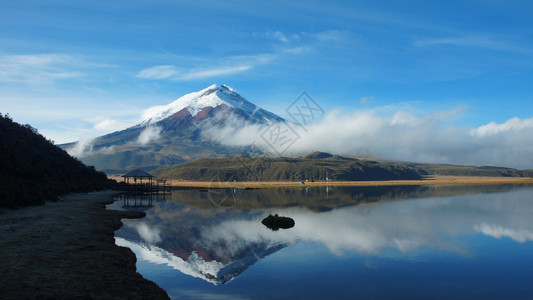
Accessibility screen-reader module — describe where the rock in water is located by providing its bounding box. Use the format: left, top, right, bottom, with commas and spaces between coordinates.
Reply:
261, 214, 295, 231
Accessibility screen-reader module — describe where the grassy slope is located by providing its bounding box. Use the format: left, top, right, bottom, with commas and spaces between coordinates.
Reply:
151, 152, 422, 181
151, 151, 533, 182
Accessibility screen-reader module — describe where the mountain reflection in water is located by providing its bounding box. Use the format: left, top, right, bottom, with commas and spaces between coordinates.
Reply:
111, 184, 533, 290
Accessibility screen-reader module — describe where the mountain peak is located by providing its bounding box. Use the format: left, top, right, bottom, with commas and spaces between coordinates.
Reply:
141, 84, 283, 126
202, 84, 232, 94
198, 84, 236, 99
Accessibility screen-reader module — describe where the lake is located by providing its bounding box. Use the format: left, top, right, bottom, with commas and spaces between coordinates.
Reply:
108, 184, 533, 299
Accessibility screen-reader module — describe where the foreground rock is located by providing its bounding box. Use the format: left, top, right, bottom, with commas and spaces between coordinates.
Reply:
0, 190, 169, 299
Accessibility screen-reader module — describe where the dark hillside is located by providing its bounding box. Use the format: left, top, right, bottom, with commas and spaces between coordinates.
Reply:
0, 114, 114, 208
408, 163, 533, 177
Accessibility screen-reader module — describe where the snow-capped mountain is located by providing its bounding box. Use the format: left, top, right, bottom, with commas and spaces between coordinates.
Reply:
141, 84, 283, 126
62, 84, 285, 173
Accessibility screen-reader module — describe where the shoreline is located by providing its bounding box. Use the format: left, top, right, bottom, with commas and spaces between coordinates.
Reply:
165, 176, 533, 189
0, 190, 169, 299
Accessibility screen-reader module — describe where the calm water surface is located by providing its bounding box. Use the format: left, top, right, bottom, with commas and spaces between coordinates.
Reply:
108, 185, 533, 299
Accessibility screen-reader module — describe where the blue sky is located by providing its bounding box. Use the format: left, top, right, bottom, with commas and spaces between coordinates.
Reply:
1, 1, 533, 166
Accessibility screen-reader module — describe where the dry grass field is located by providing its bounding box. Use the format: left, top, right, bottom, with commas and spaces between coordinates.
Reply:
135, 175, 533, 189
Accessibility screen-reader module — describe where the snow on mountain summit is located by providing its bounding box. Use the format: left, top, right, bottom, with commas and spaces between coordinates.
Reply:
140, 84, 279, 125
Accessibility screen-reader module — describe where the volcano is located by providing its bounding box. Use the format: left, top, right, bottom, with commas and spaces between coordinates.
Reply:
63, 84, 285, 173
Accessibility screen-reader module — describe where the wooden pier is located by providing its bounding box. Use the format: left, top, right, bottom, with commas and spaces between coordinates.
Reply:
120, 169, 171, 195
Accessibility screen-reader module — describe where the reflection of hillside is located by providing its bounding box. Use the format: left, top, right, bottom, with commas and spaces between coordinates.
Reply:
169, 184, 525, 211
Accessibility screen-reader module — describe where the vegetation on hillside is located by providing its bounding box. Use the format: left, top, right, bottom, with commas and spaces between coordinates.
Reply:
408, 163, 533, 177
151, 152, 422, 182
0, 113, 114, 208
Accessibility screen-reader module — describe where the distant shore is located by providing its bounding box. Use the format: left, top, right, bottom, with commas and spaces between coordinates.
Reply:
0, 191, 169, 299
164, 176, 533, 189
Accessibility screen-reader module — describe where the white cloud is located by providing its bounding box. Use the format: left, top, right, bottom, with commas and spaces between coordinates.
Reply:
201, 107, 533, 169
66, 124, 161, 157
66, 137, 95, 158
137, 125, 162, 145
470, 117, 533, 137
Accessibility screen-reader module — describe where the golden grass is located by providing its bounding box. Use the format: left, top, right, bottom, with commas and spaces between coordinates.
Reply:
161, 175, 533, 189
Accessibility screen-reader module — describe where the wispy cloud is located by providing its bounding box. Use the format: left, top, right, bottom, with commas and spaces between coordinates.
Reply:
181, 65, 253, 80
312, 30, 346, 42
136, 54, 275, 81
282, 45, 313, 54
266, 31, 290, 43
415, 34, 533, 55
136, 65, 179, 80
137, 29, 346, 82
136, 64, 253, 81
0, 53, 105, 84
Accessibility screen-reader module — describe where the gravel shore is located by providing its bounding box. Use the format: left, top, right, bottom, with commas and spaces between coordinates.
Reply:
0, 190, 169, 299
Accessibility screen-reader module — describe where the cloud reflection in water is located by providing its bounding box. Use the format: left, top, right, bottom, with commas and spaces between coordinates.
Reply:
199, 188, 533, 257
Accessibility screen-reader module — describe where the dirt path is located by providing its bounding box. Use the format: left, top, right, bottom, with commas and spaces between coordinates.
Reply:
0, 191, 169, 299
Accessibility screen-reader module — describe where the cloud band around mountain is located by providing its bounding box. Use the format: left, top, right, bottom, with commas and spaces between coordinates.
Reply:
202, 107, 533, 169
